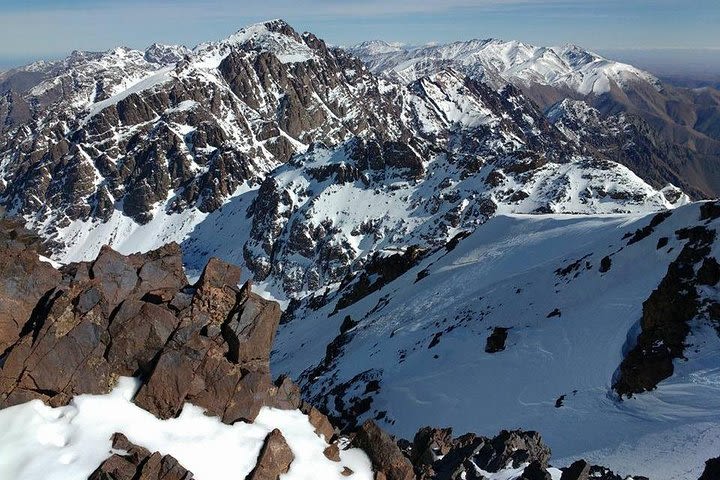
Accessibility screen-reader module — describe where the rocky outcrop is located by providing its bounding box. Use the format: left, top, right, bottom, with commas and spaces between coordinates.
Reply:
0, 214, 62, 354
485, 327, 509, 353
89, 433, 194, 480
351, 421, 416, 480
0, 235, 287, 423
334, 246, 427, 313
560, 460, 590, 480
246, 429, 294, 480
614, 221, 717, 396
397, 426, 552, 480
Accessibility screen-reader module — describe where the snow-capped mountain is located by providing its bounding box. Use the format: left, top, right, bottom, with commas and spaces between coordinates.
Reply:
351, 39, 720, 199
0, 20, 687, 297
1, 18, 720, 480
349, 39, 660, 96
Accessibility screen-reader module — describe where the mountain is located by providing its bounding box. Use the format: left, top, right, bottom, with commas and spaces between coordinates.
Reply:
350, 39, 659, 96
2, 213, 698, 480
0, 19, 716, 478
351, 39, 720, 198
0, 21, 685, 293
273, 200, 720, 479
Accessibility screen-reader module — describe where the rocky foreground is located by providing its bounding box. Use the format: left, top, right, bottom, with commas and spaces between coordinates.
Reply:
0, 214, 717, 480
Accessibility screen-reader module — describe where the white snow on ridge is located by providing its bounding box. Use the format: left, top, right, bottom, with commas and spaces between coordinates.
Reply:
0, 378, 373, 480
350, 38, 660, 95
81, 66, 175, 125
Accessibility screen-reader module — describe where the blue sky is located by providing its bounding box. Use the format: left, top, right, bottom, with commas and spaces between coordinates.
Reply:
1, 0, 719, 72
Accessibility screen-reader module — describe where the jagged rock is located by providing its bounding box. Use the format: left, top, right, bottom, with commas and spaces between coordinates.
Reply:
0, 236, 287, 424
560, 459, 590, 480
485, 327, 509, 353
351, 420, 415, 480
334, 246, 427, 313
300, 401, 336, 441
484, 430, 551, 471
89, 433, 194, 480
246, 429, 294, 480
699, 456, 720, 480
323, 444, 341, 462
520, 460, 552, 480
0, 219, 62, 353
268, 375, 303, 410
410, 427, 454, 478
599, 256, 612, 273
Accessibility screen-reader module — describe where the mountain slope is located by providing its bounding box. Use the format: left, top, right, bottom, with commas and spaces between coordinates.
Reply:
0, 21, 686, 299
351, 39, 720, 198
272, 201, 720, 479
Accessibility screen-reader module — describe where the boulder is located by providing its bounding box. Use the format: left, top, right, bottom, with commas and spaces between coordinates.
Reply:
351, 420, 415, 480
560, 459, 590, 480
89, 433, 194, 480
520, 460, 552, 480
485, 327, 509, 353
246, 429, 294, 480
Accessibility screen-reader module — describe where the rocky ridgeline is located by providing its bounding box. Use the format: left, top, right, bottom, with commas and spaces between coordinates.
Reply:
5, 214, 718, 479
0, 19, 413, 226
0, 20, 687, 300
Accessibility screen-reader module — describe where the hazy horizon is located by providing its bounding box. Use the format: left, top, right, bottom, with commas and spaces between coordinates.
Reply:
2, 1, 719, 81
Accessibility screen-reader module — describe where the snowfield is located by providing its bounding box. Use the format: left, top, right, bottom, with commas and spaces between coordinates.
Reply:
0, 378, 373, 480
272, 202, 720, 479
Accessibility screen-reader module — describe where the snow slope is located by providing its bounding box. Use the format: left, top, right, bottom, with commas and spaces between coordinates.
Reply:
272, 201, 720, 479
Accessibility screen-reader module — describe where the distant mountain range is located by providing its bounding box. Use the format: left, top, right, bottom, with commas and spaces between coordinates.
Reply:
350, 39, 720, 199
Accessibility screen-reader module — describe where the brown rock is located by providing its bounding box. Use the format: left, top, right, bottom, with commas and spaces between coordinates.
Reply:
138, 452, 194, 480
0, 241, 283, 426
0, 239, 62, 352
323, 444, 341, 462
411, 427, 454, 471
301, 401, 336, 442
89, 454, 139, 480
268, 375, 302, 410
89, 433, 194, 480
486, 430, 551, 471
246, 429, 294, 480
106, 300, 181, 376
351, 421, 415, 480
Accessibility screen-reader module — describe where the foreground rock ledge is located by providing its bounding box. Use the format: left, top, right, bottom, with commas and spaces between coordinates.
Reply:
0, 241, 290, 422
